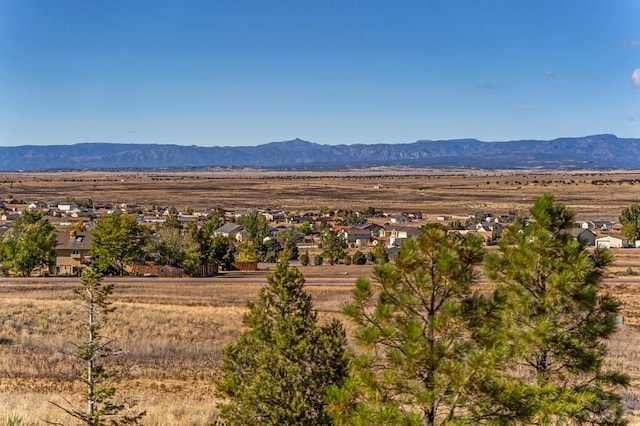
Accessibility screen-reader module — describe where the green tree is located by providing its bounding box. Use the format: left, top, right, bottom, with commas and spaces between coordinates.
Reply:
239, 212, 275, 262
620, 203, 640, 243
298, 221, 314, 235
238, 211, 270, 247
327, 228, 486, 425
236, 241, 258, 263
147, 223, 201, 275
372, 243, 388, 264
278, 227, 304, 244
360, 206, 382, 217
217, 258, 348, 425
300, 250, 310, 266
163, 206, 182, 229
257, 237, 282, 263
445, 220, 465, 231
351, 250, 366, 265
340, 211, 367, 226
365, 251, 375, 263
197, 215, 228, 266
204, 234, 236, 270
201, 213, 225, 237
51, 267, 145, 425
284, 238, 299, 260
321, 230, 347, 265
1, 210, 57, 276
481, 194, 628, 424
279, 228, 302, 260
91, 213, 150, 276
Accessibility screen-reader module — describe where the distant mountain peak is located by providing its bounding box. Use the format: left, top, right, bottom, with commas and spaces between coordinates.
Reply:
0, 134, 637, 171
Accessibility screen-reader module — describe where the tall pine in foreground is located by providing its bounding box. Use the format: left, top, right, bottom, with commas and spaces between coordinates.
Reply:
481, 194, 628, 425
327, 226, 487, 425
216, 257, 348, 425
51, 267, 145, 425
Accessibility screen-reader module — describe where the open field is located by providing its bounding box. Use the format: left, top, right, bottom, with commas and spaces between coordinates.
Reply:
2, 170, 640, 423
2, 259, 640, 424
2, 169, 640, 219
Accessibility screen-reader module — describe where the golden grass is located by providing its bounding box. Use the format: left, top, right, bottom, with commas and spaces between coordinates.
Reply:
0, 264, 639, 423
4, 170, 640, 219
0, 272, 359, 424
2, 170, 640, 422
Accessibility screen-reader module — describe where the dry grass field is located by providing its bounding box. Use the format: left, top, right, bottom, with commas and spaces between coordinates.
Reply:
1, 170, 640, 424
2, 169, 640, 219
2, 264, 640, 424
0, 267, 362, 425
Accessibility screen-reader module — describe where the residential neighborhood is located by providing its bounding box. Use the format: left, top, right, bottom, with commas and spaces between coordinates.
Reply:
0, 196, 635, 278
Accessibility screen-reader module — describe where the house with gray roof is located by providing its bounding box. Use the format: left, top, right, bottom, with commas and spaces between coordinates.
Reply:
213, 223, 245, 241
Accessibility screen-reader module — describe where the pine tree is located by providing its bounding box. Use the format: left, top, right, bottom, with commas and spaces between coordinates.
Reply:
480, 194, 628, 424
217, 257, 348, 425
327, 226, 486, 425
51, 267, 145, 425
321, 230, 347, 265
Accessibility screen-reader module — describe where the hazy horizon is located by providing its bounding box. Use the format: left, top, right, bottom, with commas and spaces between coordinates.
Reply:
0, 133, 633, 149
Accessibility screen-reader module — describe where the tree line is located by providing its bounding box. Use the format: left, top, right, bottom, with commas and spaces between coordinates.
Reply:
0, 207, 393, 277
0, 209, 305, 277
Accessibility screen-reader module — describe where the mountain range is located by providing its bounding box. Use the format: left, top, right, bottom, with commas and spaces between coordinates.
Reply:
0, 134, 638, 171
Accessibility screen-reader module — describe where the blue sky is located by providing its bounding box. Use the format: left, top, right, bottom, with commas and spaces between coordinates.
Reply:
0, 1, 638, 146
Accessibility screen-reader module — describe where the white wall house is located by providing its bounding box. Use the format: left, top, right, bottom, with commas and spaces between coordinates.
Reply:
595, 235, 629, 249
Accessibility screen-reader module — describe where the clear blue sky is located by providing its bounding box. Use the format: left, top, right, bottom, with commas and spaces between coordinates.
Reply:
1, 0, 638, 146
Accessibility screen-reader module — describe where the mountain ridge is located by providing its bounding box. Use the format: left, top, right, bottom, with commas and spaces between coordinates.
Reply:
0, 134, 637, 171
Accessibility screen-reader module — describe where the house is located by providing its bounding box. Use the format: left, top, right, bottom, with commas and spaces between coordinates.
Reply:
593, 220, 615, 232
93, 202, 112, 209
566, 228, 597, 246
468, 211, 492, 221
206, 207, 227, 217
385, 226, 422, 247
474, 221, 503, 242
453, 222, 502, 244
261, 211, 286, 222
290, 215, 314, 224
233, 210, 254, 218
71, 210, 98, 220
55, 230, 92, 275
1, 213, 21, 222
576, 220, 595, 229
385, 226, 422, 240
401, 211, 423, 220
495, 214, 517, 224
390, 214, 411, 224
213, 223, 245, 241
360, 222, 384, 234
595, 234, 629, 249
58, 202, 79, 213
338, 227, 373, 246
28, 201, 48, 210
580, 220, 615, 232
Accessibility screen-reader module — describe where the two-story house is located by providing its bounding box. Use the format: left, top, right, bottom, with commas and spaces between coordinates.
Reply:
56, 230, 92, 275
